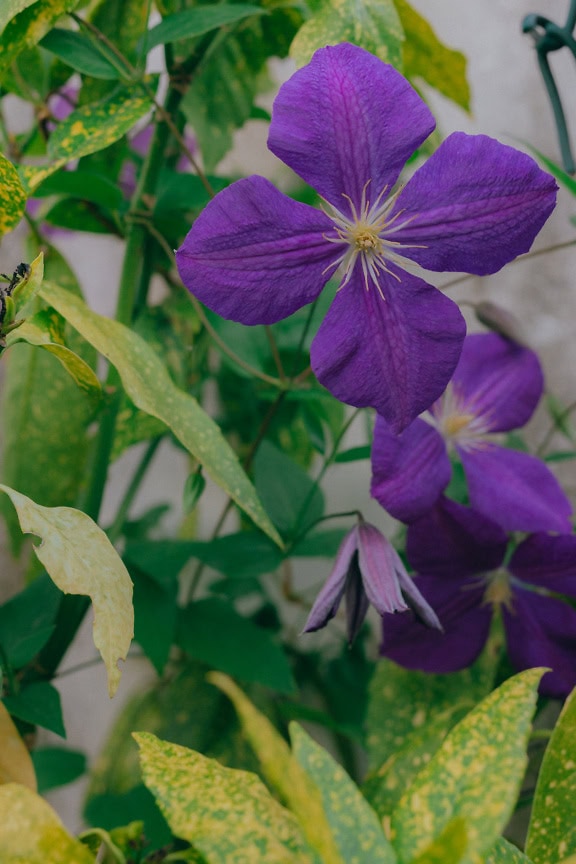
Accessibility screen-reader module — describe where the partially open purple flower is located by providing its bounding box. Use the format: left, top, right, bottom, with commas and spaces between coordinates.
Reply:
303, 521, 441, 643
381, 497, 576, 697
371, 332, 572, 533
177, 43, 556, 432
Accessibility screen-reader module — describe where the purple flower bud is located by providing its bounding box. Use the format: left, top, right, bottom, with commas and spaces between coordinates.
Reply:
303, 521, 441, 643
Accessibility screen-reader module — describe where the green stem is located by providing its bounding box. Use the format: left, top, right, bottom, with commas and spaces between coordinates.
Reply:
108, 437, 162, 544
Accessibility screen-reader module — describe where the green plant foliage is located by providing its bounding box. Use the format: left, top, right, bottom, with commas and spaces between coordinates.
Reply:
395, 0, 470, 111
135, 731, 320, 863
290, 723, 396, 864
254, 440, 324, 538
0, 0, 81, 76
3, 680, 65, 736
0, 1, 39, 35
526, 686, 576, 864
290, 0, 404, 69
39, 28, 122, 79
39, 281, 282, 545
177, 599, 294, 693
486, 837, 534, 864
146, 4, 267, 51
0, 154, 26, 235
0, 574, 61, 671
0, 484, 134, 697
364, 647, 499, 814
391, 669, 545, 864
20, 87, 153, 193
210, 672, 345, 864
0, 783, 94, 863
410, 819, 468, 864
32, 746, 87, 793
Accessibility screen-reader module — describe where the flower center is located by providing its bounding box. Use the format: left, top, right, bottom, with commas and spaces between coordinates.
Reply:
321, 180, 423, 297
482, 568, 514, 611
429, 383, 492, 451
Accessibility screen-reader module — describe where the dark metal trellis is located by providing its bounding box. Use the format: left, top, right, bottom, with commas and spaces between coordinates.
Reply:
523, 0, 576, 174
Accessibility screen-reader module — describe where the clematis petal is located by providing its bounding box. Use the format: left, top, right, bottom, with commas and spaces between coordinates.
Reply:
461, 445, 572, 533
268, 43, 435, 212
450, 333, 543, 432
395, 564, 443, 631
504, 589, 576, 697
406, 497, 508, 578
509, 533, 576, 595
381, 574, 490, 673
176, 175, 336, 324
302, 527, 358, 632
356, 522, 407, 614
371, 416, 451, 521
345, 562, 371, 644
390, 132, 557, 274
310, 268, 466, 432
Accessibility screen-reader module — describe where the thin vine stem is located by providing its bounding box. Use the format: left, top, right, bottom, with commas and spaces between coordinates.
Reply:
536, 396, 576, 455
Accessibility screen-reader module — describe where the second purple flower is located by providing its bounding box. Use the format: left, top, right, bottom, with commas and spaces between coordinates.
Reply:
177, 43, 557, 432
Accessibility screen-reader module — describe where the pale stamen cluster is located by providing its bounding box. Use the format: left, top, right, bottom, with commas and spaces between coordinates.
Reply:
321, 180, 424, 297
429, 383, 494, 452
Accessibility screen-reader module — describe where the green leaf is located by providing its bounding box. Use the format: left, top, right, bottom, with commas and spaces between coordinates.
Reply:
0, 153, 26, 235
335, 445, 371, 463
0, 783, 94, 862
177, 598, 294, 693
528, 146, 576, 197
210, 673, 345, 864
254, 440, 324, 538
485, 837, 534, 864
7, 309, 102, 404
291, 529, 347, 558
0, 484, 134, 697
39, 281, 282, 546
20, 86, 152, 193
33, 169, 124, 211
411, 819, 468, 864
3, 680, 65, 737
391, 669, 545, 864
0, 0, 81, 76
146, 4, 266, 50
132, 569, 177, 675
526, 686, 576, 864
39, 28, 121, 79
135, 731, 319, 863
395, 0, 470, 111
32, 746, 87, 793
43, 198, 116, 234
290, 723, 396, 864
290, 0, 403, 69
0, 1, 39, 35
0, 574, 61, 669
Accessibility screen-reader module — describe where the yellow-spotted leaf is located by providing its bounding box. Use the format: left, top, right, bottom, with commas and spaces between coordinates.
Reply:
0, 0, 81, 76
0, 153, 26, 234
0, 485, 133, 697
20, 87, 152, 193
39, 282, 282, 546
486, 837, 534, 864
526, 686, 576, 864
290, 0, 403, 68
0, 1, 39, 35
7, 309, 102, 404
209, 672, 344, 864
391, 669, 545, 864
395, 0, 470, 111
0, 783, 94, 862
411, 819, 468, 864
135, 732, 319, 864
0, 702, 37, 791
290, 723, 396, 864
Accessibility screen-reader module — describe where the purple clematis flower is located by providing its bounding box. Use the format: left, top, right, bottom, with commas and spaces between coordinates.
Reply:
176, 43, 557, 433
380, 497, 576, 697
303, 520, 441, 643
371, 332, 572, 533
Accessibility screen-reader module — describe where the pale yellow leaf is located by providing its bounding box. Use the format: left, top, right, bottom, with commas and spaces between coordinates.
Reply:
0, 702, 37, 791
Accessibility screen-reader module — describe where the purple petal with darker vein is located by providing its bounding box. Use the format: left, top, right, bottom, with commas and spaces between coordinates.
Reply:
381, 573, 490, 673
371, 416, 451, 522
345, 562, 370, 643
450, 333, 543, 432
310, 268, 466, 432
504, 589, 576, 697
406, 497, 507, 578
391, 132, 557, 274
510, 533, 576, 595
302, 527, 358, 632
176, 175, 336, 325
268, 43, 435, 213
461, 445, 572, 533
356, 522, 407, 614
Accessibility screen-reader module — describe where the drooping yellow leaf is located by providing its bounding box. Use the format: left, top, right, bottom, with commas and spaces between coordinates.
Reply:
0, 783, 94, 863
0, 485, 133, 697
0, 702, 37, 791
209, 672, 344, 864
